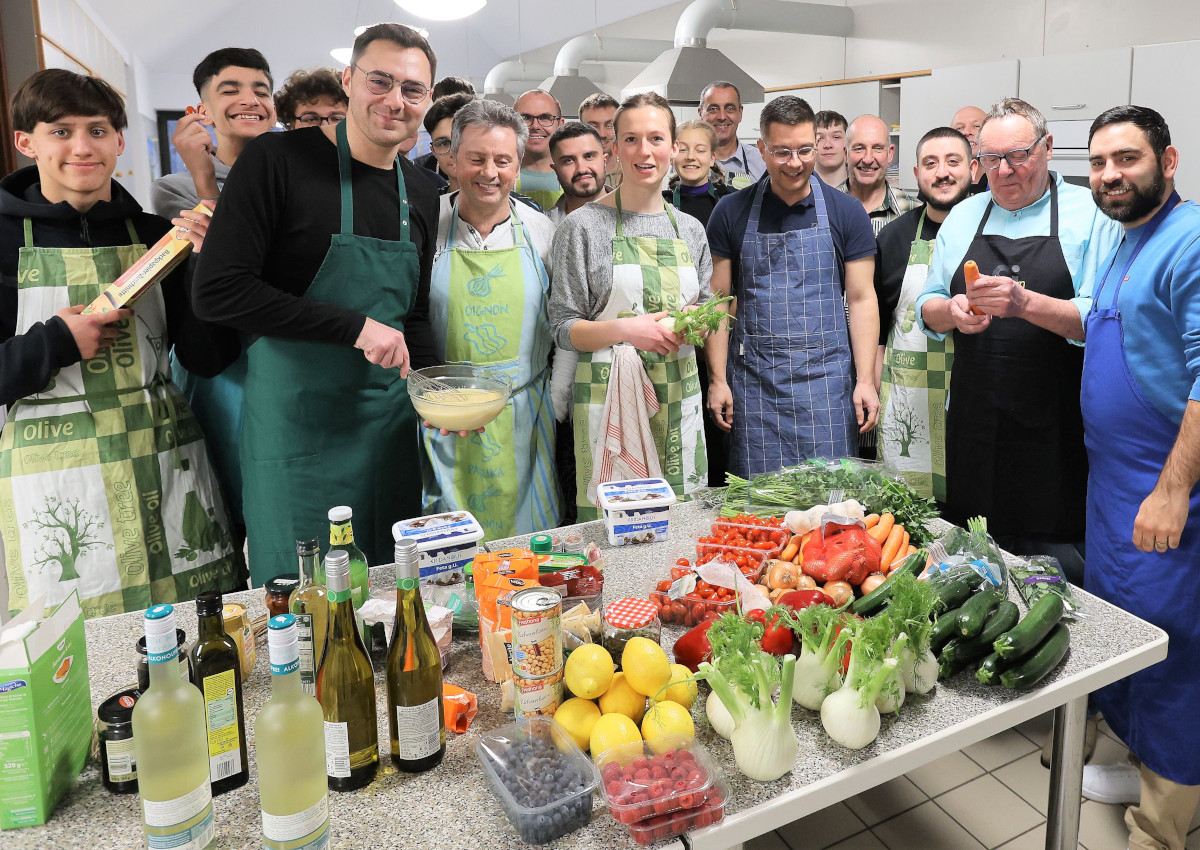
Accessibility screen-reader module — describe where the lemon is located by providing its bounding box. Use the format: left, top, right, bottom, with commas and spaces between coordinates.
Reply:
554, 698, 602, 751
621, 636, 671, 698
597, 671, 646, 724
651, 664, 699, 710
589, 712, 642, 759
641, 700, 695, 752
564, 644, 614, 699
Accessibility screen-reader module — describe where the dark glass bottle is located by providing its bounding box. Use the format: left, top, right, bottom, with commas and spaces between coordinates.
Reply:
189, 590, 250, 795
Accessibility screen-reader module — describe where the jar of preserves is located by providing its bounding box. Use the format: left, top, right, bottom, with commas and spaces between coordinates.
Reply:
600, 597, 661, 662
265, 575, 300, 617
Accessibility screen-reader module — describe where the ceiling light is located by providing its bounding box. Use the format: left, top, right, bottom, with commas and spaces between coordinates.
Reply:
330, 47, 353, 65
393, 0, 485, 21
355, 24, 429, 38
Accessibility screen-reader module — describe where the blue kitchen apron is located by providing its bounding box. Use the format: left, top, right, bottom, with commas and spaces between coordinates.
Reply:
728, 175, 854, 477
1081, 191, 1200, 785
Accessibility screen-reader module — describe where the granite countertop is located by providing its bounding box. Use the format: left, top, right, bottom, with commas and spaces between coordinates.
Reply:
8, 502, 1166, 849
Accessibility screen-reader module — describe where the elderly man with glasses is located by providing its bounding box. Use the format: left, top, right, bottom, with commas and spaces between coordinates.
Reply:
916, 97, 1121, 584
191, 24, 443, 583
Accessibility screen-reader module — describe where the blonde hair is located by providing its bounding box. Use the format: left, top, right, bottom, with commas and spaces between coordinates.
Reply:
669, 120, 727, 189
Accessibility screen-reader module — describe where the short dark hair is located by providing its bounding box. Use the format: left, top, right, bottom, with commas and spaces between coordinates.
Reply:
815, 110, 847, 132
351, 23, 437, 83
1089, 104, 1172, 160
12, 69, 126, 132
759, 95, 815, 137
432, 76, 475, 101
423, 92, 476, 135
192, 48, 272, 97
274, 68, 346, 127
916, 126, 972, 160
578, 92, 619, 116
700, 81, 741, 106
615, 92, 676, 141
549, 121, 603, 157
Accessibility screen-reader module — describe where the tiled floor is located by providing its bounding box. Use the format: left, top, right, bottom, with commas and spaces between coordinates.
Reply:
745, 713, 1200, 850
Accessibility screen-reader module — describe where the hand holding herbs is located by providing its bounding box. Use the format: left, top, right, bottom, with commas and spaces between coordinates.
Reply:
656, 294, 735, 346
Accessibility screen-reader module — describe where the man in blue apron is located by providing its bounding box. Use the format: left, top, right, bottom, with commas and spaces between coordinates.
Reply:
192, 24, 443, 583
1080, 105, 1200, 850
699, 82, 766, 191
916, 98, 1121, 584
705, 95, 879, 478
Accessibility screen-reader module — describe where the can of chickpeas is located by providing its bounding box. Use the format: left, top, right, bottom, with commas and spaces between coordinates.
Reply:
510, 587, 563, 680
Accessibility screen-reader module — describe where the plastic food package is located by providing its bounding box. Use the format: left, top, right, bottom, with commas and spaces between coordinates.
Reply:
476, 717, 599, 844
1009, 555, 1085, 619
359, 591, 453, 668
920, 521, 1008, 591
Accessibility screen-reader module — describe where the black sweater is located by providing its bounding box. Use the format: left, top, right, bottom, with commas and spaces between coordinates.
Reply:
0, 167, 239, 408
192, 127, 438, 366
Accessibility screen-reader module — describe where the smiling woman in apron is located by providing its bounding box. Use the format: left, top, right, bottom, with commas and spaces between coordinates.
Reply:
550, 93, 715, 521
1, 70, 238, 619
422, 100, 561, 539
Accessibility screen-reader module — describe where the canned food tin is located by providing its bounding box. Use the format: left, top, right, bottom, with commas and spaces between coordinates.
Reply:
511, 588, 563, 679
221, 603, 255, 678
514, 667, 564, 719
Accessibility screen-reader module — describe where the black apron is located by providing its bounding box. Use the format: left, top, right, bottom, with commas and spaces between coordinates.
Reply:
945, 179, 1087, 540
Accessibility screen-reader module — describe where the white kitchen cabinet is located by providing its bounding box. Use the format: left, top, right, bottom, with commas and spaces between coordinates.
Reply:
817, 80, 882, 123
1132, 40, 1200, 201
1018, 47, 1132, 122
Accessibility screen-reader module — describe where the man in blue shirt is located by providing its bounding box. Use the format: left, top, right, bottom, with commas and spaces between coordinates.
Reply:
1079, 105, 1200, 849
699, 82, 767, 191
706, 96, 878, 477
916, 97, 1120, 582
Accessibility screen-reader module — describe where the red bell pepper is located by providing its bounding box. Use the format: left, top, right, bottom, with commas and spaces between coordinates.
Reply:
672, 620, 714, 673
775, 589, 835, 611
745, 609, 796, 656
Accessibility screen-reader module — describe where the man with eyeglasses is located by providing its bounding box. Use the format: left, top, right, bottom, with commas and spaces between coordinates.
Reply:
192, 24, 443, 583
578, 93, 621, 189
916, 97, 1121, 584
699, 82, 766, 191
419, 92, 474, 187
706, 96, 878, 476
150, 47, 276, 579
274, 67, 347, 130
513, 89, 565, 212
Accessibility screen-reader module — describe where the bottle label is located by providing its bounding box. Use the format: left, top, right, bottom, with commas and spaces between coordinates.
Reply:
398, 577, 419, 591
202, 669, 243, 781
295, 613, 316, 694
328, 587, 352, 604
394, 696, 442, 761
105, 735, 137, 783
142, 781, 215, 850
323, 721, 351, 778
262, 796, 330, 850
329, 521, 354, 546
145, 632, 178, 665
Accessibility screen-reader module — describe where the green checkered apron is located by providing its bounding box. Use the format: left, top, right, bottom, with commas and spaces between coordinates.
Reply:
1, 219, 236, 619
877, 209, 954, 501
573, 192, 707, 521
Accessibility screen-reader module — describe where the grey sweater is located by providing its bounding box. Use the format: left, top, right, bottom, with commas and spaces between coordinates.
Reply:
150, 154, 231, 219
549, 203, 713, 351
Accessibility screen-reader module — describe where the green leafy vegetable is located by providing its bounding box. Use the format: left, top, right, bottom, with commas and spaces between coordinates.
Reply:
658, 293, 735, 347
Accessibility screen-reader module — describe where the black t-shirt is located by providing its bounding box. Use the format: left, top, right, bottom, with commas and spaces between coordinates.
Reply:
663, 181, 733, 229
192, 126, 439, 366
874, 204, 942, 344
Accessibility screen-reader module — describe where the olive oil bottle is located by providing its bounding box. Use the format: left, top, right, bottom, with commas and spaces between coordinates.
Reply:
190, 591, 249, 795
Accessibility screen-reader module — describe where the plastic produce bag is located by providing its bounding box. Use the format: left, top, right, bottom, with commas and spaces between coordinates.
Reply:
1009, 555, 1085, 619
920, 516, 1007, 591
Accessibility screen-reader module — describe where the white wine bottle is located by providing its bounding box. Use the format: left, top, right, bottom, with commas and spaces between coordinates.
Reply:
316, 549, 378, 791
386, 540, 446, 772
327, 506, 370, 608
132, 604, 216, 850
256, 614, 330, 850
289, 538, 328, 697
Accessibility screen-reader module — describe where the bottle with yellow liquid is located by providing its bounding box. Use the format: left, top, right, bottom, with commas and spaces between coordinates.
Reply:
327, 506, 369, 608
289, 538, 327, 697
190, 591, 249, 795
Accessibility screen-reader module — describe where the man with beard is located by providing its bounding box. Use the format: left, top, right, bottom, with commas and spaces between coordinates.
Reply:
875, 127, 973, 501
839, 114, 918, 236
699, 82, 766, 190
952, 105, 989, 194
192, 24, 441, 582
514, 89, 565, 211
547, 121, 609, 224
916, 97, 1121, 584
1078, 105, 1200, 849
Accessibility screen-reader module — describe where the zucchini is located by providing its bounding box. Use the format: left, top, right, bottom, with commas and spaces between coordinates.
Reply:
937, 644, 976, 680
941, 601, 1021, 667
852, 550, 927, 617
999, 623, 1070, 690
930, 606, 963, 655
956, 588, 1003, 638
933, 577, 975, 611
974, 651, 1007, 685
993, 594, 1066, 660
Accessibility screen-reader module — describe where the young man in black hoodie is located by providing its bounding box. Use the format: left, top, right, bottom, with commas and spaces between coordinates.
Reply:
1, 69, 240, 619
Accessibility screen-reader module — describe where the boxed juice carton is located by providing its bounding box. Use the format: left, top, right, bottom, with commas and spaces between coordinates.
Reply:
0, 591, 92, 829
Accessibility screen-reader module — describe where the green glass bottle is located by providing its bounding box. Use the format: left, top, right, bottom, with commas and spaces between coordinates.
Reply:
256, 615, 330, 850
327, 506, 369, 608
189, 591, 249, 795
133, 604, 216, 849
289, 538, 328, 697
385, 540, 446, 772
316, 549, 378, 791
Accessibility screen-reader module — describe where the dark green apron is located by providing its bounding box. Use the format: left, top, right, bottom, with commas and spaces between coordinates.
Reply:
241, 120, 421, 583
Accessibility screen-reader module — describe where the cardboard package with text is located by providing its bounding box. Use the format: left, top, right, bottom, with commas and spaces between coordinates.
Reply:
0, 591, 92, 829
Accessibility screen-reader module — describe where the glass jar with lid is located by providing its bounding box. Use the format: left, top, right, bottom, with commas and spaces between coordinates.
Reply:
265, 574, 300, 617
600, 597, 661, 663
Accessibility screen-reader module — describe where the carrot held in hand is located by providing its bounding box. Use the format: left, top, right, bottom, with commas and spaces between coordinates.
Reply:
964, 260, 982, 315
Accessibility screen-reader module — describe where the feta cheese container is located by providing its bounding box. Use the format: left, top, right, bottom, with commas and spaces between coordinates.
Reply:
391, 511, 485, 585
596, 478, 677, 546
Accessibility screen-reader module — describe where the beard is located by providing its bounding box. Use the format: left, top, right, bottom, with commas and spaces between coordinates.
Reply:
921, 178, 972, 212
561, 172, 604, 200
1093, 167, 1167, 223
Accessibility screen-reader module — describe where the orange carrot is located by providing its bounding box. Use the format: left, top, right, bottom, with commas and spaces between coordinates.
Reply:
864, 513, 881, 529
905, 544, 917, 557
965, 260, 982, 315
880, 524, 905, 569
780, 534, 801, 562
868, 513, 894, 544
795, 530, 816, 563
888, 530, 910, 569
